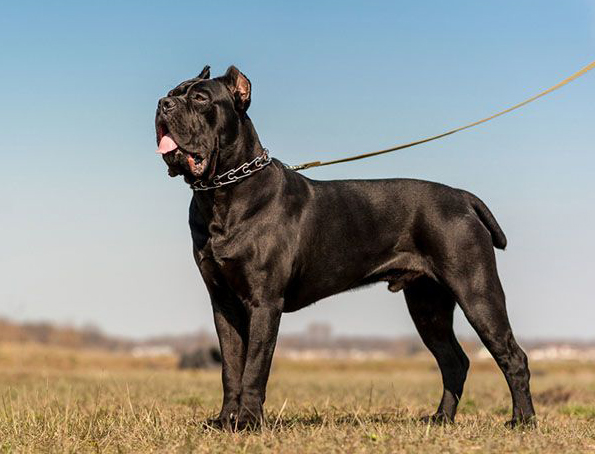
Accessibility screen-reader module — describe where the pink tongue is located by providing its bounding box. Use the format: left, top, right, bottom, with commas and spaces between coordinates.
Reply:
156, 134, 178, 154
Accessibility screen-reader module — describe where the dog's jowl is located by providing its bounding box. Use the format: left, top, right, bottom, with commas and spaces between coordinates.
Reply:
156, 65, 536, 430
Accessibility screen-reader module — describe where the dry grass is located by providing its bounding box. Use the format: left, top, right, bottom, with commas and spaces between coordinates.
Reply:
1, 343, 595, 452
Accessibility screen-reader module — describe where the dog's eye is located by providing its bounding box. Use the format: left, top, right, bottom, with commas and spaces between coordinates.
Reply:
191, 91, 209, 103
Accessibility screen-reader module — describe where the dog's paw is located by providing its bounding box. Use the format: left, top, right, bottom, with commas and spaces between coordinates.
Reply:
419, 413, 454, 425
233, 406, 264, 432
504, 416, 537, 430
233, 416, 262, 432
203, 408, 239, 431
203, 415, 233, 431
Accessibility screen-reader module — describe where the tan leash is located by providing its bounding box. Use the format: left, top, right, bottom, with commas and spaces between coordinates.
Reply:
287, 59, 595, 171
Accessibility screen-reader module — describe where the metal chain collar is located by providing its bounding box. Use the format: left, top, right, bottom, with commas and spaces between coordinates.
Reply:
190, 149, 272, 191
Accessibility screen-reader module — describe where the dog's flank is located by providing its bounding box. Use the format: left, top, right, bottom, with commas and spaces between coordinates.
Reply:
156, 66, 535, 431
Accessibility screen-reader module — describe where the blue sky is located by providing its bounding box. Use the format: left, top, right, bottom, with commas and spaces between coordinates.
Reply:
1, 1, 594, 340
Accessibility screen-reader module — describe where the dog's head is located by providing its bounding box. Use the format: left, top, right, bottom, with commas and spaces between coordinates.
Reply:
155, 65, 252, 184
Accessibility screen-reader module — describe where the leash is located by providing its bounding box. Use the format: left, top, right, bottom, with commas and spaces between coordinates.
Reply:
286, 59, 595, 171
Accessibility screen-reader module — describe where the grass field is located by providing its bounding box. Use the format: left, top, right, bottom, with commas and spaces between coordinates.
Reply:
1, 343, 594, 452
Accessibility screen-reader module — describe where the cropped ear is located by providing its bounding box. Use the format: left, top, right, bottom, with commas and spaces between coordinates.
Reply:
224, 65, 251, 111
197, 65, 210, 79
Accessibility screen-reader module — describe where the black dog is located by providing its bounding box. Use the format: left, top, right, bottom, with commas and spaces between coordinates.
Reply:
155, 65, 535, 430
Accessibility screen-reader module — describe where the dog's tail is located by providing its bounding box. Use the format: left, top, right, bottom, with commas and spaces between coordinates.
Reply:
463, 191, 507, 250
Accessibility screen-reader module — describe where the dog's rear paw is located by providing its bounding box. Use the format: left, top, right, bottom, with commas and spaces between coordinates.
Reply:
419, 413, 454, 425
504, 416, 537, 429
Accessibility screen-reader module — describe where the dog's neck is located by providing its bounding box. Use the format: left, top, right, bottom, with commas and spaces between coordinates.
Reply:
214, 115, 265, 176
191, 115, 277, 225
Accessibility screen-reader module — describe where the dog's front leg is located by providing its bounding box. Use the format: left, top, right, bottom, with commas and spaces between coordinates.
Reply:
210, 300, 248, 430
236, 302, 282, 430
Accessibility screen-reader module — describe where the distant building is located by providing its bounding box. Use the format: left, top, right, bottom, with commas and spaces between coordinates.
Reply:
131, 345, 174, 358
306, 323, 332, 344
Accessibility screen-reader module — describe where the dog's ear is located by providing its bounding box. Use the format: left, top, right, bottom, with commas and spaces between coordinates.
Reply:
197, 65, 210, 79
224, 65, 251, 111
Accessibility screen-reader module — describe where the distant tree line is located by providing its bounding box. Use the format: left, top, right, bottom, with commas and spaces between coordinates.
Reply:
0, 318, 133, 351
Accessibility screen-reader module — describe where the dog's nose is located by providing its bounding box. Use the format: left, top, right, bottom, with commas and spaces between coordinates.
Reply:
159, 97, 175, 114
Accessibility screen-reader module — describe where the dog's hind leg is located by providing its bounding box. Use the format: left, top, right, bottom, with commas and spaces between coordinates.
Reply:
404, 277, 469, 423
442, 237, 536, 427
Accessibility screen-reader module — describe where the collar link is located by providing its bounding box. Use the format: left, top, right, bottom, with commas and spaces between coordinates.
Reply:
190, 149, 272, 191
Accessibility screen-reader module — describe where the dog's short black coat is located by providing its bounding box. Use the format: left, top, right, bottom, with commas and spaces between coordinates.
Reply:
156, 65, 535, 430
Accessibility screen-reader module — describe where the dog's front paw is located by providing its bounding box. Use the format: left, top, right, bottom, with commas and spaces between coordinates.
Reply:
204, 405, 239, 431
234, 404, 263, 431
204, 414, 236, 431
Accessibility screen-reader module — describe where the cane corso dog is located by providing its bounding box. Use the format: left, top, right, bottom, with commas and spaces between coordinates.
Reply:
155, 65, 535, 430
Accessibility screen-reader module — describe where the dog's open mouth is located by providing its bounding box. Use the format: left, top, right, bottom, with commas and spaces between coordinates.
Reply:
156, 123, 208, 179
156, 123, 178, 154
